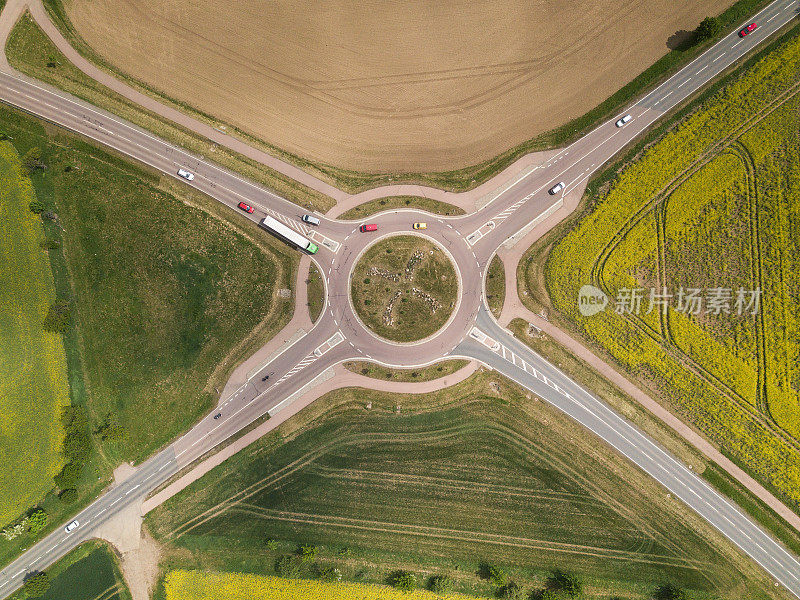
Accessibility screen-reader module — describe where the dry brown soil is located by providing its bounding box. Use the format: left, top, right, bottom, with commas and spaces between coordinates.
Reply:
62, 0, 729, 172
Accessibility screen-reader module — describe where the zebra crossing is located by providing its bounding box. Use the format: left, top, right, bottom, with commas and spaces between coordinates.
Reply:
466, 194, 532, 246
276, 331, 345, 384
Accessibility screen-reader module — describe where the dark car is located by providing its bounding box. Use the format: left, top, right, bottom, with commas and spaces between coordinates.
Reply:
360, 223, 378, 232
739, 22, 757, 37
237, 202, 255, 214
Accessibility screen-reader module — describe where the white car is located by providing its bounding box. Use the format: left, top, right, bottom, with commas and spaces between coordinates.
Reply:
177, 168, 195, 181
301, 214, 321, 226
548, 182, 565, 195
615, 114, 633, 127
64, 520, 79, 533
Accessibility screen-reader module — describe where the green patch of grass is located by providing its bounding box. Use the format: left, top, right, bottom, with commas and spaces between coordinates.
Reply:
38, 0, 773, 195
485, 256, 505, 319
5, 12, 334, 212
343, 359, 468, 383
0, 141, 69, 526
350, 236, 458, 342
306, 262, 324, 323
147, 371, 781, 600
337, 196, 465, 220
8, 541, 130, 600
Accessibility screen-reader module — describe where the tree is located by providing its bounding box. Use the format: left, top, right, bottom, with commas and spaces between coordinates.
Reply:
695, 16, 721, 42
654, 584, 688, 600
428, 574, 453, 594
95, 413, 124, 442
23, 572, 50, 598
54, 463, 81, 490
22, 147, 46, 173
43, 300, 71, 334
547, 570, 582, 597
27, 509, 48, 534
389, 570, 416, 592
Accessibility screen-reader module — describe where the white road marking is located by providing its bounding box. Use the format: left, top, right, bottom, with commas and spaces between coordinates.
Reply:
713, 53, 726, 62
677, 79, 690, 88
696, 65, 708, 74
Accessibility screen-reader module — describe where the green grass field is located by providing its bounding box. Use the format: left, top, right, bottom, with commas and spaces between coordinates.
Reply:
350, 236, 458, 342
538, 25, 800, 511
338, 197, 466, 220
343, 360, 468, 383
147, 372, 782, 600
0, 141, 69, 525
8, 541, 130, 600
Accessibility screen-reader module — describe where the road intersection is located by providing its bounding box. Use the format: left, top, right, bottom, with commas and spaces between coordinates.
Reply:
1, 0, 800, 597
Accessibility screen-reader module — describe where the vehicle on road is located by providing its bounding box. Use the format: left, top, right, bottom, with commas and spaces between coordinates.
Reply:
213, 413, 221, 420
237, 202, 254, 214
413, 222, 427, 230
548, 182, 565, 195
259, 216, 318, 254
64, 520, 79, 533
360, 223, 378, 232
177, 168, 194, 181
739, 22, 757, 37
302, 214, 321, 226
615, 114, 632, 127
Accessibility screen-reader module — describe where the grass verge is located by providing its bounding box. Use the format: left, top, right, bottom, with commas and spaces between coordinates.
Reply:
306, 262, 324, 324
351, 236, 458, 343
337, 196, 466, 220
146, 371, 783, 600
5, 12, 334, 212
37, 0, 774, 194
343, 359, 468, 383
485, 256, 505, 319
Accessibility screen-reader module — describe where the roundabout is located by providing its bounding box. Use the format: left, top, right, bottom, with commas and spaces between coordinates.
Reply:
349, 234, 459, 343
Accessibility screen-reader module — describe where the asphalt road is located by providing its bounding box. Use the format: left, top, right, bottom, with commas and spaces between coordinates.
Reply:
0, 0, 799, 597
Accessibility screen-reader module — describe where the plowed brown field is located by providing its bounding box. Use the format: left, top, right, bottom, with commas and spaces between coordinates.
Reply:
62, 0, 729, 172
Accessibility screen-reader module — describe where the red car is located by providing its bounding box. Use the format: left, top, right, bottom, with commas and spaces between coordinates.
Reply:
360, 223, 378, 232
739, 22, 757, 37
237, 202, 254, 214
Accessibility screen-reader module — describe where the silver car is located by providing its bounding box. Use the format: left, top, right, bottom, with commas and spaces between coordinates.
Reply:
615, 114, 633, 127
177, 168, 195, 181
64, 520, 79, 533
548, 182, 565, 195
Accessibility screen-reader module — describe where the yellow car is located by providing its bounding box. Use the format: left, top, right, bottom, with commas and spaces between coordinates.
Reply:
413, 222, 427, 230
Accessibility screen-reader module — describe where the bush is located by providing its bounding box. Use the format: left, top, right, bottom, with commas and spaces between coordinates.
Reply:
488, 566, 508, 587
23, 572, 50, 598
389, 570, 416, 592
499, 581, 524, 599
275, 554, 302, 578
316, 566, 342, 582
654, 584, 688, 600
39, 238, 60, 250
428, 574, 453, 594
695, 16, 721, 42
299, 544, 318, 562
265, 538, 278, 551
29, 200, 46, 214
95, 413, 124, 442
547, 570, 582, 597
61, 406, 92, 463
22, 147, 45, 173
43, 300, 71, 334
58, 488, 77, 504
27, 509, 48, 534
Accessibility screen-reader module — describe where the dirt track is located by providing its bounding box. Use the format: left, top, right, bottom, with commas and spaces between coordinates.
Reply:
62, 0, 729, 173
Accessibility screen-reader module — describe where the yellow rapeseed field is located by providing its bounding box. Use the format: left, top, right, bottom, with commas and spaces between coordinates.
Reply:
0, 141, 69, 525
164, 571, 475, 600
545, 31, 800, 507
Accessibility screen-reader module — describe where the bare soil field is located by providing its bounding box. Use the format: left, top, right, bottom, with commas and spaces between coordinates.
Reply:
60, 0, 730, 173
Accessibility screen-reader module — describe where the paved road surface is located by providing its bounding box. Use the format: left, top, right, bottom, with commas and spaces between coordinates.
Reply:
0, 0, 798, 597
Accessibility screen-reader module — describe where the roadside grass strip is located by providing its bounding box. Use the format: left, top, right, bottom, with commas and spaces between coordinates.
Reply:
0, 141, 68, 525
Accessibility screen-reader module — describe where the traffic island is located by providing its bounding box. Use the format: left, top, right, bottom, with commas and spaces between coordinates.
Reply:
350, 235, 459, 343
